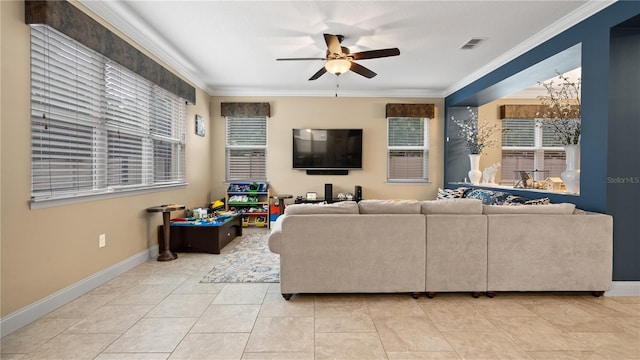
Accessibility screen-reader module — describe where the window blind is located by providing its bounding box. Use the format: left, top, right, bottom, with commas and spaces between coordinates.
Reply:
387, 117, 429, 182
500, 118, 566, 183
31, 25, 185, 202
225, 117, 267, 181
501, 150, 535, 182
502, 118, 535, 147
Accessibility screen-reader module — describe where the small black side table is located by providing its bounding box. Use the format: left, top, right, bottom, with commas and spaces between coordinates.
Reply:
147, 204, 185, 261
270, 194, 293, 215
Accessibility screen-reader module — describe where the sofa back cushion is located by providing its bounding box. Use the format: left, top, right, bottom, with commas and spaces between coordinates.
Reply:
483, 203, 576, 214
421, 198, 483, 214
284, 201, 359, 215
358, 199, 422, 214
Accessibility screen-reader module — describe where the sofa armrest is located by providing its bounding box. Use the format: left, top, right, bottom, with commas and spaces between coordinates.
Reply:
267, 215, 285, 254
487, 213, 613, 292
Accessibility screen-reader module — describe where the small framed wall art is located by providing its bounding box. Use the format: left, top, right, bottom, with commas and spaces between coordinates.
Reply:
195, 115, 205, 137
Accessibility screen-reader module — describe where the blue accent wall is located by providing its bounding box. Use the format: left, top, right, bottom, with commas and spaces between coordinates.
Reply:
444, 2, 640, 281
608, 25, 640, 281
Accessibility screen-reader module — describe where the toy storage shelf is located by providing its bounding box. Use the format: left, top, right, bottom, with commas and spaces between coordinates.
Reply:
226, 182, 270, 227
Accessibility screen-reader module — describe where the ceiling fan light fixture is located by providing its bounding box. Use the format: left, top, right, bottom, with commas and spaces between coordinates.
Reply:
325, 59, 351, 75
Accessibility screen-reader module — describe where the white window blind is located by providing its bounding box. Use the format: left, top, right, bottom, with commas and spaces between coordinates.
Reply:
387, 117, 429, 182
225, 116, 267, 181
31, 25, 185, 203
501, 118, 564, 183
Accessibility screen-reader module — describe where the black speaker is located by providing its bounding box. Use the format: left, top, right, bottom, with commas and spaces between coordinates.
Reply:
354, 185, 362, 201
324, 183, 333, 202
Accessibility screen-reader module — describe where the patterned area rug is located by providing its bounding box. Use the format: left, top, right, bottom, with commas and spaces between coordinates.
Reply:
200, 231, 280, 283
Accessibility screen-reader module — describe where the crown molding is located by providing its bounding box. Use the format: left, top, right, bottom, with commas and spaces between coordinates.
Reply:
444, 0, 616, 97
209, 88, 445, 98
77, 0, 208, 93
79, 0, 614, 100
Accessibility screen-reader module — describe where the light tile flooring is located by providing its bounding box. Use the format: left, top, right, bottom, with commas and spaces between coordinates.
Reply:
2, 228, 639, 359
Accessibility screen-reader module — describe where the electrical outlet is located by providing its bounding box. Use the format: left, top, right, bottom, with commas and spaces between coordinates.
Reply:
99, 234, 106, 248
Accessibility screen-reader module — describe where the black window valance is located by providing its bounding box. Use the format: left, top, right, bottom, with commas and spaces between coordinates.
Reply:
221, 103, 271, 117
386, 104, 434, 118
25, 0, 196, 105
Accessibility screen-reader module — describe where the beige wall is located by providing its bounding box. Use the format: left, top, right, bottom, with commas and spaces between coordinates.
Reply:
209, 96, 445, 202
1, 1, 212, 317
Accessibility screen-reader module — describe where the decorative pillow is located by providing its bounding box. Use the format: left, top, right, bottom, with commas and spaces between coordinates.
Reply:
436, 187, 468, 199
421, 198, 483, 214
524, 197, 550, 205
464, 189, 510, 205
482, 203, 576, 214
358, 199, 421, 214
284, 201, 359, 215
504, 195, 551, 205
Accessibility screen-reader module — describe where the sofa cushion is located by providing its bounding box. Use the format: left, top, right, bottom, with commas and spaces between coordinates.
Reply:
421, 198, 483, 214
358, 199, 422, 214
483, 203, 576, 214
284, 201, 359, 215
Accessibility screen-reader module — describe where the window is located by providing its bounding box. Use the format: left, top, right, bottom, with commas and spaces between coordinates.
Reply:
501, 118, 565, 183
225, 116, 268, 181
387, 117, 429, 182
30, 25, 185, 205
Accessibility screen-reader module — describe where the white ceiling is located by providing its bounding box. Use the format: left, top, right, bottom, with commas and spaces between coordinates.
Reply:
80, 1, 612, 98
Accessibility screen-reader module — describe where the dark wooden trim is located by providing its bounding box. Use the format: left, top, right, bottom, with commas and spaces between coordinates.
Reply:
499, 105, 549, 119
386, 104, 435, 118
221, 102, 271, 117
499, 104, 580, 119
25, 0, 196, 104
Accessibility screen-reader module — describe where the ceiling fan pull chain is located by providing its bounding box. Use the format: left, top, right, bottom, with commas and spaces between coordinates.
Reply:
335, 75, 339, 97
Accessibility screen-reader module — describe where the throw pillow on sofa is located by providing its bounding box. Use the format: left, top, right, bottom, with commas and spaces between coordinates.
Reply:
504, 195, 551, 205
464, 189, 511, 205
436, 187, 469, 199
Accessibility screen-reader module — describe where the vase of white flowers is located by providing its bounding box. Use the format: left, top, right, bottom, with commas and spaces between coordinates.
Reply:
452, 107, 499, 185
537, 72, 581, 193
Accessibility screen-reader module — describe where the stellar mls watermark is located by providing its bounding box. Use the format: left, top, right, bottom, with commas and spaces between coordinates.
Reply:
607, 176, 639, 184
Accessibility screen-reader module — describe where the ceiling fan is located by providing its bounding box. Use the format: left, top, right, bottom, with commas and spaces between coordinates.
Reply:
276, 34, 400, 80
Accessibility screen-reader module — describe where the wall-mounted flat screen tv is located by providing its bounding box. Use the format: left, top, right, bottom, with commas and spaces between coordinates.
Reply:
292, 129, 363, 169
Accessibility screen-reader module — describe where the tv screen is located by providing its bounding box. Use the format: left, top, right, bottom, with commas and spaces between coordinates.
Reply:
293, 129, 363, 169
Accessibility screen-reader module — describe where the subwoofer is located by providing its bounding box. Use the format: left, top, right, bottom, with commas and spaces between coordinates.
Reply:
324, 183, 333, 202
354, 185, 362, 201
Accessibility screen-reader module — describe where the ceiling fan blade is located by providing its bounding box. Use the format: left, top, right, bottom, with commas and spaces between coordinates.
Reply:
308, 67, 327, 81
324, 33, 343, 55
349, 62, 377, 79
276, 57, 325, 61
351, 48, 400, 60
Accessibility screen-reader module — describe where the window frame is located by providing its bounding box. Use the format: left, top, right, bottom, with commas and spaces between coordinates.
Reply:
225, 116, 268, 182
386, 117, 430, 183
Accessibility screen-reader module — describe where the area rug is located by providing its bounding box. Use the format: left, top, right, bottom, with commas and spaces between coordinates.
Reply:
200, 231, 280, 283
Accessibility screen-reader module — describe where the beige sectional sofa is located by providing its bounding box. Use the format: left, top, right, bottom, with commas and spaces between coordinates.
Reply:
268, 199, 613, 300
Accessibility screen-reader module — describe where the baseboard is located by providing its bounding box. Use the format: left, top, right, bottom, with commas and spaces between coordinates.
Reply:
605, 281, 640, 297
0, 245, 158, 338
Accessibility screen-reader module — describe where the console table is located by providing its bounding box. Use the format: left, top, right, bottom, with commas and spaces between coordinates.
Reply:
158, 215, 242, 254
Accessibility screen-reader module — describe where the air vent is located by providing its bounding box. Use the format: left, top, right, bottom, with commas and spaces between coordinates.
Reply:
460, 38, 486, 50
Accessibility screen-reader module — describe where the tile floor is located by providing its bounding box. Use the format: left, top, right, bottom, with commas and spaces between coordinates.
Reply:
2, 228, 639, 359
